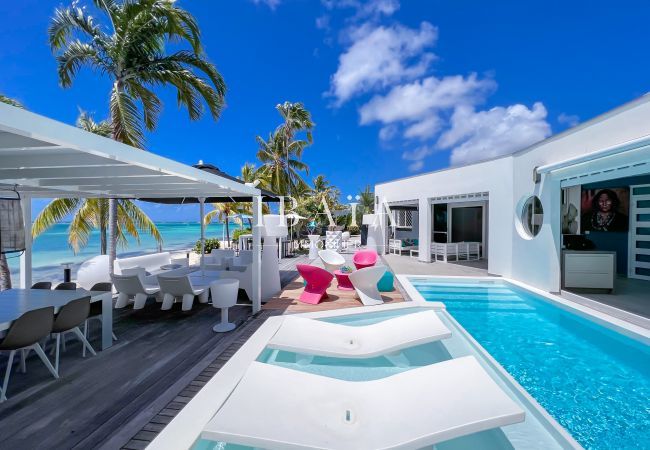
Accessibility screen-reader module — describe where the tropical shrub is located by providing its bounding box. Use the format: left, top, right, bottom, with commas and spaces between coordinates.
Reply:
195, 238, 220, 254
347, 224, 360, 235
232, 228, 252, 242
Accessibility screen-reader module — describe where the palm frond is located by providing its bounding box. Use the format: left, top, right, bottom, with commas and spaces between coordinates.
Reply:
32, 198, 80, 238
67, 200, 95, 253
110, 83, 144, 147
120, 200, 163, 244
48, 6, 102, 50
0, 94, 23, 108
56, 40, 103, 87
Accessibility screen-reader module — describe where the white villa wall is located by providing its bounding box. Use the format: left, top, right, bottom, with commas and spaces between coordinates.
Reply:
376, 95, 650, 293
376, 157, 514, 277
510, 97, 650, 291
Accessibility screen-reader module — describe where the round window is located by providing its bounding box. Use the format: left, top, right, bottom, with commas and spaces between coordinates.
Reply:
521, 196, 543, 238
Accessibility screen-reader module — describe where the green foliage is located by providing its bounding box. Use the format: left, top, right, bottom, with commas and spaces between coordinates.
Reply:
347, 224, 360, 235
359, 185, 374, 214
232, 228, 252, 242
195, 238, 220, 254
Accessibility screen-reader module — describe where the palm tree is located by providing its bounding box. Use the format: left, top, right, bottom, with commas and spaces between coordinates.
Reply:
32, 113, 163, 254
204, 203, 245, 245
0, 95, 23, 290
311, 174, 340, 207
49, 0, 226, 271
256, 131, 309, 196
275, 101, 314, 146
359, 185, 374, 214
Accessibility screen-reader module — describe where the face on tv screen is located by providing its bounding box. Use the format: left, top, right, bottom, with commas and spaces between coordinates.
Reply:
581, 187, 629, 233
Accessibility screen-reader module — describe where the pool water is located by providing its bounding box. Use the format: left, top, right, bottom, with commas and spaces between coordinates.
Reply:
410, 279, 650, 450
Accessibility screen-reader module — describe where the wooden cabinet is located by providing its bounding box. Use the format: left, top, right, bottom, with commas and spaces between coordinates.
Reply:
562, 250, 616, 292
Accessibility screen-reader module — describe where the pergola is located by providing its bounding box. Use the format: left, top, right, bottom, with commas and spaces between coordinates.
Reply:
0, 102, 264, 312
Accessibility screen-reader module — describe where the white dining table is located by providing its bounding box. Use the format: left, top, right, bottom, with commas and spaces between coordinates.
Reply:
0, 289, 113, 350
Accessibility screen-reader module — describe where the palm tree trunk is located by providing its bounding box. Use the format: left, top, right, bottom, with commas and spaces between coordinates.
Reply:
0, 254, 12, 291
108, 198, 117, 273
225, 218, 230, 246
100, 226, 107, 255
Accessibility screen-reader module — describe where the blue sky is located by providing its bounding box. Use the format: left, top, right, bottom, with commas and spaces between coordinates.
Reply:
1, 0, 648, 221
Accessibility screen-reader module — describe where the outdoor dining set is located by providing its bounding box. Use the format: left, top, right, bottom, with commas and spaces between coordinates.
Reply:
0, 280, 113, 402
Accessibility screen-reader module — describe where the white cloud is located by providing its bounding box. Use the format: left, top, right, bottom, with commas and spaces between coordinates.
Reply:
558, 112, 579, 127
316, 15, 330, 30
323, 0, 400, 18
359, 73, 494, 125
402, 145, 435, 172
379, 124, 399, 141
404, 116, 442, 140
251, 0, 281, 9
439, 102, 552, 166
328, 22, 438, 104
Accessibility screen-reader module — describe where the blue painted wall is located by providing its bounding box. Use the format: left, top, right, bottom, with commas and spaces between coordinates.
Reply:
583, 175, 650, 274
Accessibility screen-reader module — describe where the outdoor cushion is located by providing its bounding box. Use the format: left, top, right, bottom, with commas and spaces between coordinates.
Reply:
377, 269, 394, 292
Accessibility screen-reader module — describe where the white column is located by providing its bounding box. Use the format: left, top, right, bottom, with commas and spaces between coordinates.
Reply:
251, 195, 262, 313
19, 194, 32, 288
418, 198, 432, 263
199, 198, 205, 271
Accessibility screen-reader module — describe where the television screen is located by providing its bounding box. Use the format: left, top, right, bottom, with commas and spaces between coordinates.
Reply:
580, 187, 629, 232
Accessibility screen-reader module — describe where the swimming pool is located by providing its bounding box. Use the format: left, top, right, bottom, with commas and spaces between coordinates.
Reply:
406, 277, 650, 450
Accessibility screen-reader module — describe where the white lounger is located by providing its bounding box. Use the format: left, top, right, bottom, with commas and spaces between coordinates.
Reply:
268, 310, 451, 358
202, 356, 525, 450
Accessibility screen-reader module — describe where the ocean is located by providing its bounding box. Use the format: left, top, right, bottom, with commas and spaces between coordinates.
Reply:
6, 222, 235, 284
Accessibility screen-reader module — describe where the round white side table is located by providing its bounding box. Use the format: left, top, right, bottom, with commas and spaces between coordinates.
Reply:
210, 279, 239, 332
307, 234, 320, 260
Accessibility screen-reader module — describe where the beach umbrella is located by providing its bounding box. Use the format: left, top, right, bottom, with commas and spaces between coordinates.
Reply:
138, 161, 279, 269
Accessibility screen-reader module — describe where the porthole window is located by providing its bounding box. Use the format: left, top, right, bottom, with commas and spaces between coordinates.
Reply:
521, 196, 543, 238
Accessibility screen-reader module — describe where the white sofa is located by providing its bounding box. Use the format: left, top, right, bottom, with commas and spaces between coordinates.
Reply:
114, 252, 172, 275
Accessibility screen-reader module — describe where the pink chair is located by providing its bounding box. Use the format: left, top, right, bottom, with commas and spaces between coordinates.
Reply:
297, 264, 333, 305
353, 250, 378, 270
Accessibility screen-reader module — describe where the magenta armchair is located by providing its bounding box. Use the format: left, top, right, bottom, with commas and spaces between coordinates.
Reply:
353, 250, 378, 270
297, 264, 334, 305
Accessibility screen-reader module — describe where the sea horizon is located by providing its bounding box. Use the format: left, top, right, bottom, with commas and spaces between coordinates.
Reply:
7, 221, 241, 284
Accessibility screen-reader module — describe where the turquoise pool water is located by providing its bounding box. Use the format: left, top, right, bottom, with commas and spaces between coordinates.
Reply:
410, 278, 650, 450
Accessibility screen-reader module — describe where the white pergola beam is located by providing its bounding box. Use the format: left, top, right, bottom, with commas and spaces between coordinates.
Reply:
0, 165, 156, 179
1, 153, 130, 168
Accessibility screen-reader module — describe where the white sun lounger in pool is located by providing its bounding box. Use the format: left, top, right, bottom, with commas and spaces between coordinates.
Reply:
267, 310, 451, 359
202, 356, 525, 450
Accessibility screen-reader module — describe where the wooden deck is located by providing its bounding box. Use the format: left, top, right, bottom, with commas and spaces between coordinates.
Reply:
0, 252, 405, 449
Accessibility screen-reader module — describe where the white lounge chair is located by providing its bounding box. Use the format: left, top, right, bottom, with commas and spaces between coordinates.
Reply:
157, 274, 209, 311
348, 266, 386, 306
111, 273, 160, 310
201, 356, 526, 450
268, 310, 451, 358
318, 249, 345, 273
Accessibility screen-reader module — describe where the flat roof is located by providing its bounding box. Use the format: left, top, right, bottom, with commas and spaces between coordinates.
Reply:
0, 103, 261, 199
